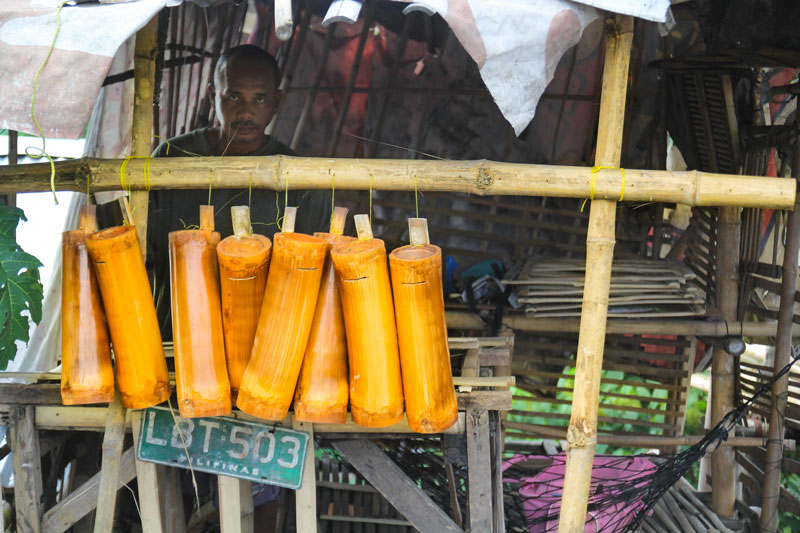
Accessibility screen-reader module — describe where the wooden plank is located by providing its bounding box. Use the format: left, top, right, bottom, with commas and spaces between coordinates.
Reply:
219, 475, 254, 533
332, 440, 461, 533
131, 411, 165, 533
458, 349, 480, 393
466, 410, 492, 532
490, 412, 505, 533
9, 405, 43, 533
162, 467, 186, 533
0, 383, 61, 404
41, 448, 136, 533
452, 376, 514, 388
94, 395, 126, 533
456, 391, 512, 411
294, 420, 317, 533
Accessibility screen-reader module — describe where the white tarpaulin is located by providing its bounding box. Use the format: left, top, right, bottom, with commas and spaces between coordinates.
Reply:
396, 0, 600, 135
0, 0, 171, 138
570, 0, 671, 22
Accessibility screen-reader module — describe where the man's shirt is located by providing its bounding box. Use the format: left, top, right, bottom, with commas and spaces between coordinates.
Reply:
148, 127, 331, 338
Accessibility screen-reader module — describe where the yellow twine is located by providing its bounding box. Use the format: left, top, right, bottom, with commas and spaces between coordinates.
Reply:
28, 0, 68, 205
119, 156, 152, 194
330, 172, 335, 229
166, 397, 201, 511
581, 166, 625, 212
369, 173, 373, 225
275, 192, 283, 231
414, 174, 419, 218
248, 172, 253, 209
152, 134, 172, 156
208, 169, 213, 205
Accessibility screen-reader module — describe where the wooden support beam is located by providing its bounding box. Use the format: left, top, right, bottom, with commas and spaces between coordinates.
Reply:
41, 448, 137, 533
10, 406, 43, 533
711, 207, 740, 519
131, 412, 165, 533
445, 312, 800, 338
333, 440, 462, 533
466, 410, 493, 531
760, 115, 800, 531
218, 476, 254, 533
293, 420, 317, 533
93, 396, 126, 533
559, 16, 633, 533
0, 156, 793, 209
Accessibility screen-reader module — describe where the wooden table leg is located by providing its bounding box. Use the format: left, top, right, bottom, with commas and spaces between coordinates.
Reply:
293, 420, 317, 533
9, 405, 43, 533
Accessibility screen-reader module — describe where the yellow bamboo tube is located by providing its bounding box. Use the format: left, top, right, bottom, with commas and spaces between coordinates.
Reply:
237, 207, 328, 420
86, 224, 170, 409
169, 205, 231, 418
294, 207, 353, 423
60, 205, 114, 405
217, 206, 272, 400
389, 219, 457, 433
331, 214, 404, 428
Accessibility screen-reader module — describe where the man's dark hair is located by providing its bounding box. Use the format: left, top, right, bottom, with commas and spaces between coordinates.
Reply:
213, 45, 280, 88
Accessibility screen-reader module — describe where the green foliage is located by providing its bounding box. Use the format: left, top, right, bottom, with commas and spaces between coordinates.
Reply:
0, 204, 43, 370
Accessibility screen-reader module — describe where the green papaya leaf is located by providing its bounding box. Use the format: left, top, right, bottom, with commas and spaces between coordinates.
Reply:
0, 205, 43, 370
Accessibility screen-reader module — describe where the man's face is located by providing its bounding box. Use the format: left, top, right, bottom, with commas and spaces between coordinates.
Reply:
211, 60, 280, 147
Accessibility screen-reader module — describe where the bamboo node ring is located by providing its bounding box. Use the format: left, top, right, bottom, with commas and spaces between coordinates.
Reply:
566, 425, 597, 448
476, 167, 493, 190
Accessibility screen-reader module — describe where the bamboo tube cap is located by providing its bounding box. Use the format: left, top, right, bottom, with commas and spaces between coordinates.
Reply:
389, 244, 442, 284
169, 228, 221, 248
217, 234, 272, 270
87, 225, 140, 252
273, 232, 327, 267
331, 238, 386, 276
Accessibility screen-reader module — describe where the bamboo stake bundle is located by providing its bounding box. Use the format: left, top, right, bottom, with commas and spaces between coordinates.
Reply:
86, 223, 169, 408
169, 205, 231, 418
60, 205, 114, 405
389, 219, 457, 433
217, 206, 272, 399
294, 207, 353, 423
331, 215, 404, 428
237, 207, 328, 420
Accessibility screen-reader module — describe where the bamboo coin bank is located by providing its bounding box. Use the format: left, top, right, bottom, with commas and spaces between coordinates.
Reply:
169, 205, 231, 418
331, 214, 404, 428
389, 218, 458, 433
217, 206, 272, 400
86, 222, 170, 408
60, 205, 114, 405
237, 207, 328, 420
294, 207, 353, 423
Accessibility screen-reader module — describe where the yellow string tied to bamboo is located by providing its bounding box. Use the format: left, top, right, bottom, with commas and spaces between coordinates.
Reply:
581, 166, 625, 212
119, 156, 152, 195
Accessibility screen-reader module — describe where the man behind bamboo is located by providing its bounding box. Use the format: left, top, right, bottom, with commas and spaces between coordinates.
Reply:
149, 44, 329, 530
149, 44, 330, 335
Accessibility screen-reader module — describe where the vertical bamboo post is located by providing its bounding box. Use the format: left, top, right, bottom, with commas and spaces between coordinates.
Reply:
558, 16, 633, 533
128, 14, 166, 533
712, 206, 740, 519
760, 115, 800, 530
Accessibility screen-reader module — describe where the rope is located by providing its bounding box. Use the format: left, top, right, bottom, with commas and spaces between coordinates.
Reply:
330, 172, 336, 229
28, 0, 69, 205
581, 166, 625, 212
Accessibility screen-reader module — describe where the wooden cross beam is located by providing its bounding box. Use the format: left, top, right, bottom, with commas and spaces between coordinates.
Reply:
0, 155, 793, 209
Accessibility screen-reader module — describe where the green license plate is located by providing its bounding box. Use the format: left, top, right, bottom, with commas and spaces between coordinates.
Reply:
136, 406, 309, 489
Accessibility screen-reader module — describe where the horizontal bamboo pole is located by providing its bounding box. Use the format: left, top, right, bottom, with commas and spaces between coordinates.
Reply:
444, 311, 800, 338
504, 423, 796, 450
0, 156, 793, 209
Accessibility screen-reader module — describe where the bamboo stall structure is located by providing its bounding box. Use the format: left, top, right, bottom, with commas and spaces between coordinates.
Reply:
0, 156, 793, 209
6, 6, 800, 533
760, 115, 800, 530
558, 16, 633, 533
169, 205, 231, 418
60, 205, 114, 405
